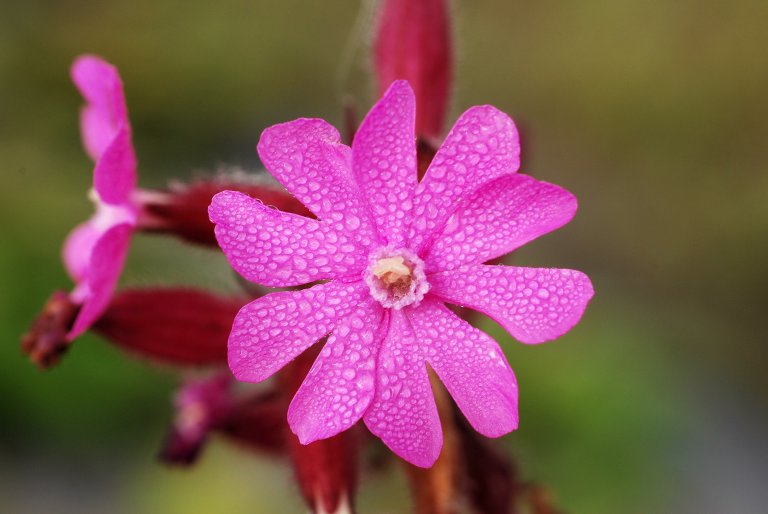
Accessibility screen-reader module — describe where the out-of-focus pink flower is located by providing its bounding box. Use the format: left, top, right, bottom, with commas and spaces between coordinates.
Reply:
210, 81, 594, 467
63, 55, 137, 339
160, 375, 288, 466
160, 373, 233, 465
374, 0, 452, 139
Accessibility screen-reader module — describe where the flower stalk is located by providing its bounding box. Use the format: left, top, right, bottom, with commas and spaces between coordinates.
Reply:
402, 374, 460, 514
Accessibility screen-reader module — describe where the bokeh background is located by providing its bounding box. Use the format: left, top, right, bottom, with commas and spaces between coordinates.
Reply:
2, 0, 767, 512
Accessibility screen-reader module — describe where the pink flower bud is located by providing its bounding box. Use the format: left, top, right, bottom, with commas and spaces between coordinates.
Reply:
374, 0, 453, 139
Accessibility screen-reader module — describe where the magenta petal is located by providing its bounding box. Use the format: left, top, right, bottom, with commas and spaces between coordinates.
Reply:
288, 299, 385, 444
425, 174, 577, 271
352, 81, 418, 246
71, 55, 129, 161
68, 223, 133, 339
227, 281, 368, 383
409, 106, 520, 253
93, 124, 137, 205
62, 220, 100, 282
257, 118, 378, 246
430, 265, 594, 344
411, 299, 518, 437
363, 309, 442, 468
209, 190, 369, 287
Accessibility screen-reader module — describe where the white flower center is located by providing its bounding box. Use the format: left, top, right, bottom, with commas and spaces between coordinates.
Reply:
365, 247, 429, 309
88, 187, 137, 229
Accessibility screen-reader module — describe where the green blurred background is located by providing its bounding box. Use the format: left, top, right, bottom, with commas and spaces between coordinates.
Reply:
2, 0, 767, 512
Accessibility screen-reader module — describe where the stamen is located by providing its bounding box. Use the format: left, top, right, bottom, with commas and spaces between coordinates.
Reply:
372, 256, 412, 285
365, 247, 429, 309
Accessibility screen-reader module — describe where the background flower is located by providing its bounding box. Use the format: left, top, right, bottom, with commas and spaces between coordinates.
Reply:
64, 55, 137, 339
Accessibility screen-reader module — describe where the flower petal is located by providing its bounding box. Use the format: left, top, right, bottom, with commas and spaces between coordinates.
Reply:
425, 174, 577, 271
288, 299, 385, 444
209, 190, 369, 287
410, 299, 518, 437
228, 281, 368, 383
93, 124, 137, 205
71, 55, 129, 161
62, 220, 100, 282
352, 80, 418, 246
68, 223, 133, 339
409, 106, 520, 253
363, 310, 442, 468
257, 118, 378, 246
430, 265, 594, 344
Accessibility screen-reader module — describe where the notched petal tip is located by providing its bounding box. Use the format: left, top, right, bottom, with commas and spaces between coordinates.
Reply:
515, 269, 594, 345
289, 417, 321, 446
256, 118, 342, 164
462, 104, 520, 144
227, 334, 264, 384
404, 439, 443, 469
383, 79, 416, 99
208, 189, 248, 224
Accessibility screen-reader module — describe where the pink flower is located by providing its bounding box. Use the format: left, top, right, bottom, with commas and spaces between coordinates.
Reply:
210, 81, 594, 467
63, 55, 137, 339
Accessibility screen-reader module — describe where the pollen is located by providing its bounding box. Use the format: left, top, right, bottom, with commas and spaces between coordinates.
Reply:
372, 256, 412, 286
365, 247, 429, 310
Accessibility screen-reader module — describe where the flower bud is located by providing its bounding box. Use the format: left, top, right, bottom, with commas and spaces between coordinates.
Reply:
374, 0, 453, 139
136, 174, 311, 247
93, 288, 243, 365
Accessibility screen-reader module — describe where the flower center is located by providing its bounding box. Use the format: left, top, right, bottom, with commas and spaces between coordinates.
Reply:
88, 188, 137, 229
365, 247, 429, 309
